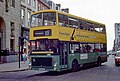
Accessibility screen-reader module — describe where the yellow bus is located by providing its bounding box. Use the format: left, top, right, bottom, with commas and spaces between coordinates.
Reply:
29, 10, 107, 71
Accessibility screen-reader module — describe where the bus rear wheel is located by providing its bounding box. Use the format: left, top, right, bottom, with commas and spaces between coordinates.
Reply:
72, 60, 79, 72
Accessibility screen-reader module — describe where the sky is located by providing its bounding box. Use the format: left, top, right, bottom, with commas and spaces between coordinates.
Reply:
52, 0, 120, 51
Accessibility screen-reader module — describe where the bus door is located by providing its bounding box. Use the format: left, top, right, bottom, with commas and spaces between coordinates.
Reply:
60, 42, 68, 68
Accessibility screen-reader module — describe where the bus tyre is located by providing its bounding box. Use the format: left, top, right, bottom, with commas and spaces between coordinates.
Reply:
97, 58, 101, 66
72, 60, 79, 72
115, 63, 119, 66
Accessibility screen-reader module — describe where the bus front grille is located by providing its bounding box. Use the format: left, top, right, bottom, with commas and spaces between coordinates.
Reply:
31, 57, 52, 67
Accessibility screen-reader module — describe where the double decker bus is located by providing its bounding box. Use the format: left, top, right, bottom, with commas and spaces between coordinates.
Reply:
29, 10, 107, 71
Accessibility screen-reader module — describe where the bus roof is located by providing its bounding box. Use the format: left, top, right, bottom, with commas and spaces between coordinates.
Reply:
32, 9, 105, 27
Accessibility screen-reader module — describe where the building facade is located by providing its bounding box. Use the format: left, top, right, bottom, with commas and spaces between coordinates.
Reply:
114, 23, 120, 51
20, 0, 38, 56
0, 0, 20, 63
47, 0, 61, 10
21, 0, 38, 28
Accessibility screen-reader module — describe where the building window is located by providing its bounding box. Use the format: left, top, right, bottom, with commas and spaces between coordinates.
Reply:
10, 39, 14, 51
27, 11, 31, 26
27, 0, 31, 5
5, 0, 9, 12
10, 0, 15, 7
10, 21, 15, 51
21, 0, 25, 2
10, 22, 15, 35
33, 0, 36, 8
43, 6, 45, 10
117, 24, 120, 26
0, 0, 3, 2
21, 8, 25, 26
38, 2, 41, 11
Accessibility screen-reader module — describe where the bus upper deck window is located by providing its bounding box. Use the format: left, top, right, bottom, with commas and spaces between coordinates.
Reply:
58, 14, 68, 27
69, 17, 78, 28
31, 12, 56, 27
43, 12, 56, 26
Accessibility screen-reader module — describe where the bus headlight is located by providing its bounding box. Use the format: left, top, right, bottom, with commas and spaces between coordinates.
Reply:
33, 58, 36, 62
54, 62, 57, 70
54, 62, 57, 67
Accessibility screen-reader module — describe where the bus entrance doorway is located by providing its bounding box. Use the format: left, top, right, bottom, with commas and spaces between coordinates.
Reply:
60, 42, 68, 68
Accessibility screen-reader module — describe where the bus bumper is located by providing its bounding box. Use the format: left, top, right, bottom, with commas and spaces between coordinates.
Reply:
31, 66, 60, 72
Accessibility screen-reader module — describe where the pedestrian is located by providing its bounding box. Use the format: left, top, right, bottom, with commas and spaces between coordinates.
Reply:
22, 51, 27, 63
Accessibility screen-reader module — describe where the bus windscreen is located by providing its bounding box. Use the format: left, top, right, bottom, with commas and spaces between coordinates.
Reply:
30, 39, 59, 53
31, 12, 56, 27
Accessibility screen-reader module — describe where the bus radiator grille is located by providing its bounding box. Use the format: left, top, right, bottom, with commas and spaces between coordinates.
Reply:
31, 57, 52, 67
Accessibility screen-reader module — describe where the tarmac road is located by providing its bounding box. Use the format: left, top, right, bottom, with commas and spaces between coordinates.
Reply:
0, 55, 120, 81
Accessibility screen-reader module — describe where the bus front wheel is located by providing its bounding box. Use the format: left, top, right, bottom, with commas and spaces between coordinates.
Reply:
72, 60, 79, 72
97, 58, 101, 66
115, 63, 119, 66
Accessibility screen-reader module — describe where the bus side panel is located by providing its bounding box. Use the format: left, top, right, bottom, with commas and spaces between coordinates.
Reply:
68, 53, 97, 69
67, 52, 105, 69
79, 53, 97, 65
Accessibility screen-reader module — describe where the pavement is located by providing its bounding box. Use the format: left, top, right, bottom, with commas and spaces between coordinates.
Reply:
0, 61, 29, 73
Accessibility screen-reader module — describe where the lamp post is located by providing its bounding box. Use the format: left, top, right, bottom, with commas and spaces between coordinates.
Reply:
18, 37, 21, 68
18, 36, 24, 68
